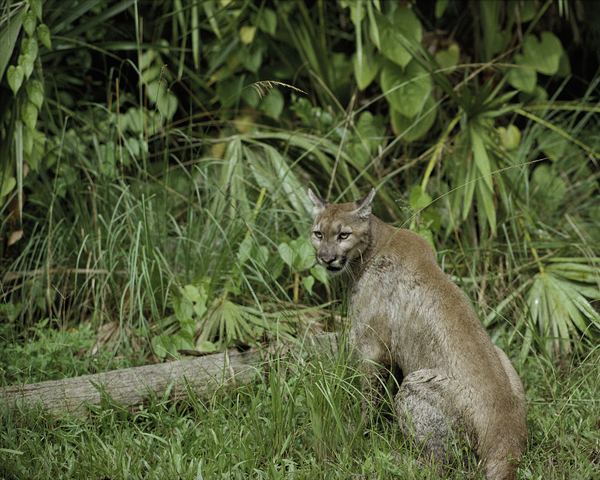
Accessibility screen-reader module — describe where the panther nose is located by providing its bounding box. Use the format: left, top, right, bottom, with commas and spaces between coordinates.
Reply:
320, 255, 336, 264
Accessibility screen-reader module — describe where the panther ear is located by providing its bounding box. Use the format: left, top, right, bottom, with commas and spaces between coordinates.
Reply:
308, 188, 329, 216
354, 188, 375, 219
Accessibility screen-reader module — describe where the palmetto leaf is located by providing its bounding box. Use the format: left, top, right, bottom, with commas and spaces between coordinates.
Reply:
520, 260, 600, 362
217, 299, 295, 347
547, 261, 600, 285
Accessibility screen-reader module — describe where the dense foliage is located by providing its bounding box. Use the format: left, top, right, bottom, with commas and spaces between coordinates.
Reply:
1, 0, 600, 477
1, 344, 599, 479
1, 0, 599, 368
1, 0, 600, 369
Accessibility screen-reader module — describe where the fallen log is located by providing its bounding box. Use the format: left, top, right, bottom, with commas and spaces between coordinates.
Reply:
0, 333, 339, 416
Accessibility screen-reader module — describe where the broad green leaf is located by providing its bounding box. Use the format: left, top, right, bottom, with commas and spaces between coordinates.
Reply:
353, 42, 380, 90
496, 125, 521, 151
435, 0, 449, 19
239, 26, 256, 45
237, 237, 253, 264
21, 102, 38, 131
152, 332, 193, 358
296, 237, 316, 270
381, 60, 431, 119
390, 94, 436, 142
37, 24, 52, 50
531, 164, 567, 211
434, 43, 459, 71
368, 3, 381, 49
390, 7, 422, 47
198, 341, 217, 353
509, 0, 537, 23
421, 208, 441, 233
176, 334, 196, 352
347, 112, 383, 167
379, 17, 412, 68
557, 49, 571, 77
0, 176, 16, 198
59, 164, 78, 186
139, 49, 159, 72
7, 65, 24, 96
379, 7, 421, 68
241, 81, 260, 107
302, 275, 315, 295
146, 79, 177, 118
259, 88, 284, 118
349, 2, 366, 25
124, 137, 140, 158
518, 32, 563, 76
26, 79, 44, 110
179, 317, 195, 343
145, 65, 165, 86
310, 266, 328, 285
99, 141, 117, 166
518, 85, 548, 103
356, 111, 383, 150
278, 242, 294, 268
22, 37, 38, 62
151, 333, 172, 358
173, 294, 194, 322
279, 238, 316, 271
125, 107, 144, 134
184, 284, 202, 303
330, 52, 354, 91
507, 61, 537, 94
29, 0, 43, 21
18, 54, 34, 79
409, 185, 432, 211
157, 88, 178, 120
349, 111, 384, 163
23, 11, 37, 37
257, 8, 277, 35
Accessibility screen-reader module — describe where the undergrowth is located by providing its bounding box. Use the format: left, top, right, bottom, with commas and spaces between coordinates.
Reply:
1, 344, 598, 479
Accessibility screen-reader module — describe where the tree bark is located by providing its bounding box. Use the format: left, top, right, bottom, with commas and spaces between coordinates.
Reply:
0, 333, 339, 416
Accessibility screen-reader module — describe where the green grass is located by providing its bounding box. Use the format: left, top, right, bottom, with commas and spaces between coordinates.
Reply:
520, 347, 600, 480
1, 344, 599, 479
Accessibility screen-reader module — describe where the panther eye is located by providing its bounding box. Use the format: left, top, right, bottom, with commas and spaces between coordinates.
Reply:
313, 231, 323, 239
339, 232, 351, 240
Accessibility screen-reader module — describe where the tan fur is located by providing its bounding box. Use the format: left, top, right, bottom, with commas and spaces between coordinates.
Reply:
308, 188, 527, 480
